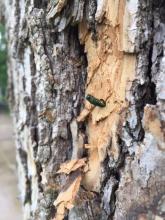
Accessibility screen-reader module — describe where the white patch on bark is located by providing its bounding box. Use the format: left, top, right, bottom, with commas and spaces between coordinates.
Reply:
95, 0, 107, 22
123, 0, 138, 52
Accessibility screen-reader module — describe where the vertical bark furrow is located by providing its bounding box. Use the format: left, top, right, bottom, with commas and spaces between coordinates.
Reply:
114, 1, 165, 219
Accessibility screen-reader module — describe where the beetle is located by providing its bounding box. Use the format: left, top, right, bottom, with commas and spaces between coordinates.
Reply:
86, 94, 106, 107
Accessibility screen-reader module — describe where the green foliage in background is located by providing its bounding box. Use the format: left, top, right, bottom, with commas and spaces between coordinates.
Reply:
0, 23, 7, 103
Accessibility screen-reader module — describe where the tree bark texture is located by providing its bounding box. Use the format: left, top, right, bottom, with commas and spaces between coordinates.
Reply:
1, 0, 165, 220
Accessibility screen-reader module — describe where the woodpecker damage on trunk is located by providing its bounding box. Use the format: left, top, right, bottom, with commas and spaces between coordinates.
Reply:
1, 0, 165, 220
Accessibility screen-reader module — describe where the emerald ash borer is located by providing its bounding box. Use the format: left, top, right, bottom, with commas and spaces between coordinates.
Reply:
86, 94, 106, 107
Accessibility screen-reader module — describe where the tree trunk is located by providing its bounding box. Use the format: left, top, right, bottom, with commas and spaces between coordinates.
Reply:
1, 0, 165, 219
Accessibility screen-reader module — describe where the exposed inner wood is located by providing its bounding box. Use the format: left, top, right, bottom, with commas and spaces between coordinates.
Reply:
79, 0, 136, 192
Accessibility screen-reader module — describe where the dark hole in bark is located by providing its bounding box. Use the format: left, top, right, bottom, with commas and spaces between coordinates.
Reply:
30, 49, 37, 76
51, 31, 58, 44
34, 0, 48, 9
36, 161, 43, 192
31, 126, 39, 158
136, 82, 157, 108
50, 205, 56, 219
24, 176, 32, 205
22, 75, 26, 91
53, 89, 58, 98
64, 216, 69, 220
18, 148, 28, 171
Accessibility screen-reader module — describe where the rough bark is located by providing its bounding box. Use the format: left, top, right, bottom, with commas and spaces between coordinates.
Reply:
1, 0, 165, 220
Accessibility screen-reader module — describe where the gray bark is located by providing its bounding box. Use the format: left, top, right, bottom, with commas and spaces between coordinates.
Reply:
1, 0, 165, 220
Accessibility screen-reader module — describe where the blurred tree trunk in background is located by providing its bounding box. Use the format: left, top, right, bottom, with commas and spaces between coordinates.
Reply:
1, 0, 165, 219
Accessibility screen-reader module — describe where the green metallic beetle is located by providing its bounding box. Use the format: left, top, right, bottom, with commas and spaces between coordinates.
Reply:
86, 94, 106, 107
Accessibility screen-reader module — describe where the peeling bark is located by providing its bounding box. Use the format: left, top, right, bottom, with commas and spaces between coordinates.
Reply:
1, 0, 165, 220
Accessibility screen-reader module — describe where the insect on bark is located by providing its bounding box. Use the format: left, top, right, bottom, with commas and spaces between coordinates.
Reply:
86, 94, 106, 107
